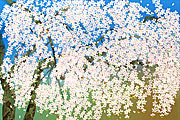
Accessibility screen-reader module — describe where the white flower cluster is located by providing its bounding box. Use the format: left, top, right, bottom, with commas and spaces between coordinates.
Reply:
0, 0, 180, 119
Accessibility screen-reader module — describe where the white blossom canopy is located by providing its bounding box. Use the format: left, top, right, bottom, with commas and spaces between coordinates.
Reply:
0, 0, 180, 119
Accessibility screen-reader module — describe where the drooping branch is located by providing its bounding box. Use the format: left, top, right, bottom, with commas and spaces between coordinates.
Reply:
47, 36, 66, 101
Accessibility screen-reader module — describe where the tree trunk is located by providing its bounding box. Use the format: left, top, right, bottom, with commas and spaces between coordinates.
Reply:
1, 79, 16, 120
24, 65, 43, 120
24, 91, 36, 120
0, 34, 16, 120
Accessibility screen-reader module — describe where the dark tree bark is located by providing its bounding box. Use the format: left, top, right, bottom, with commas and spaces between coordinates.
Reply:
1, 79, 16, 120
143, 16, 159, 23
23, 61, 43, 120
0, 34, 5, 67
0, 34, 16, 120
23, 91, 37, 120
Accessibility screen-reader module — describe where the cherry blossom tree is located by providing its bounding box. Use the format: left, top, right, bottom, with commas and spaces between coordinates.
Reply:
0, 0, 180, 120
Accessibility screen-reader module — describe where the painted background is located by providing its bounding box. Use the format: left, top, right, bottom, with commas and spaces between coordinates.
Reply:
0, 0, 179, 120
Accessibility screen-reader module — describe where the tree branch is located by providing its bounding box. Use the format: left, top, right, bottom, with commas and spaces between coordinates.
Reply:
48, 36, 57, 67
143, 16, 159, 23
5, 0, 16, 6
95, 29, 117, 47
